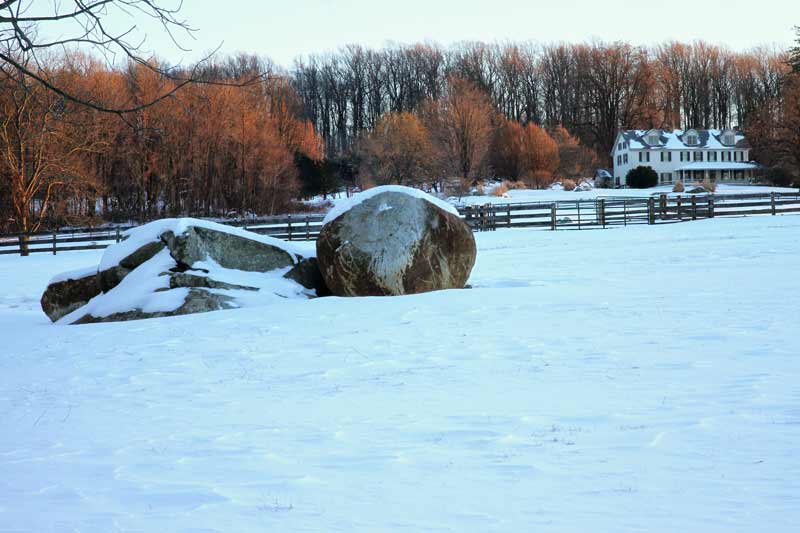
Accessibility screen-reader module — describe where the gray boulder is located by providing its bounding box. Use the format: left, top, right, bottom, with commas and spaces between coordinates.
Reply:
316, 187, 476, 296
161, 226, 295, 272
40, 268, 101, 322
165, 272, 258, 292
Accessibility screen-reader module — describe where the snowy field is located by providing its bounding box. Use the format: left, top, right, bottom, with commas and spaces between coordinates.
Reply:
2, 216, 800, 532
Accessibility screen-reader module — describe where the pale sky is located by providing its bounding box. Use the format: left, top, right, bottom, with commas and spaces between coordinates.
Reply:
119, 0, 799, 67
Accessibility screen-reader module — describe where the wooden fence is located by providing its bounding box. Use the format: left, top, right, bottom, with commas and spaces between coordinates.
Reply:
2, 192, 799, 256
461, 191, 800, 231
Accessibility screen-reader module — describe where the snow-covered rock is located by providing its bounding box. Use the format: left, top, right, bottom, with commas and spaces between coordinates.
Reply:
317, 186, 476, 296
43, 218, 327, 324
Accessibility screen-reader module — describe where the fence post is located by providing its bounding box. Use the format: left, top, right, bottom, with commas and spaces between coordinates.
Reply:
660, 194, 667, 220
52, 232, 57, 255
577, 200, 581, 230
648, 197, 655, 225
623, 199, 627, 226
18, 233, 29, 256
506, 204, 511, 228
115, 227, 121, 243
599, 199, 606, 228
287, 214, 293, 241
305, 215, 310, 240
708, 196, 715, 218
691, 196, 697, 220
771, 192, 776, 215
676, 195, 682, 221
550, 203, 557, 231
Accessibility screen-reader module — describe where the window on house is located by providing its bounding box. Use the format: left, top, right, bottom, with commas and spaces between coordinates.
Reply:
687, 134, 698, 145
639, 152, 643, 162
624, 154, 628, 164
668, 152, 672, 162
723, 133, 735, 145
648, 134, 660, 145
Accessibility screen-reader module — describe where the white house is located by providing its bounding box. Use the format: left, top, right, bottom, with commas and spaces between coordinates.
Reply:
610, 129, 760, 188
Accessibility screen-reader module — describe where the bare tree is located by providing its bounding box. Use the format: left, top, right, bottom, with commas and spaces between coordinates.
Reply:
0, 0, 261, 115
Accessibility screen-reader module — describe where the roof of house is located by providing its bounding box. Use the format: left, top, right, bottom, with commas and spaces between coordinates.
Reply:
615, 129, 750, 153
595, 168, 612, 178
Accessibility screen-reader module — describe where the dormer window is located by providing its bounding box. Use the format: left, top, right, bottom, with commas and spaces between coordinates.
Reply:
722, 132, 735, 146
644, 130, 661, 146
683, 129, 699, 146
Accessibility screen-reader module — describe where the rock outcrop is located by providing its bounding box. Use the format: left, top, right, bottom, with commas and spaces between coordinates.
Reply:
43, 218, 328, 324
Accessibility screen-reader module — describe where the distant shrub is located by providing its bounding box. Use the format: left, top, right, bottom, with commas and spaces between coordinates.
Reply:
702, 178, 717, 192
765, 166, 795, 187
626, 166, 658, 189
508, 179, 527, 190
475, 183, 485, 196
672, 180, 685, 193
491, 183, 509, 196
561, 178, 577, 191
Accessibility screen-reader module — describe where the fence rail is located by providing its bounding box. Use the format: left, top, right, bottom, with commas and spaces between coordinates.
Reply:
2, 192, 800, 256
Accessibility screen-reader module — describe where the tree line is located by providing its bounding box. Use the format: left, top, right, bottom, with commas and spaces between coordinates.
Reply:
292, 40, 789, 160
1, 35, 799, 234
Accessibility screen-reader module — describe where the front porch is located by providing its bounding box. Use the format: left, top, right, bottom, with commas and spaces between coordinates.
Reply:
675, 162, 762, 184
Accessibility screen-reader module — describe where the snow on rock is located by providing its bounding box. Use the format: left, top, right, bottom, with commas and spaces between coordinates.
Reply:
47, 265, 98, 285
322, 185, 459, 225
45, 218, 326, 324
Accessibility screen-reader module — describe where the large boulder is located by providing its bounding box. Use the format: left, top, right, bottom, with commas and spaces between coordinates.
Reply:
316, 186, 476, 296
40, 267, 101, 322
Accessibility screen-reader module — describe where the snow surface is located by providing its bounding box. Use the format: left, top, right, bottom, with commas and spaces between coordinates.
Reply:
2, 216, 800, 531
323, 185, 460, 224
